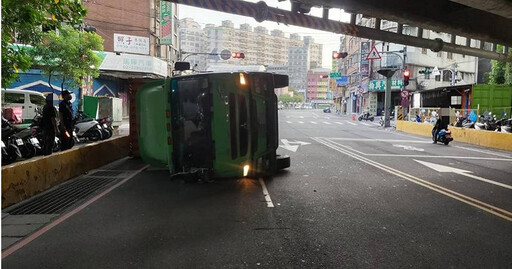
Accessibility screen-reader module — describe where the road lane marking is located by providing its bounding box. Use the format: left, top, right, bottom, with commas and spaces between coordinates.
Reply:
345, 121, 357, 125
393, 144, 425, 152
299, 116, 304, 118
360, 122, 371, 126
310, 121, 318, 124
2, 164, 150, 259
324, 117, 330, 119
323, 121, 331, 125
313, 137, 512, 222
335, 122, 344, 125
259, 178, 274, 208
286, 121, 292, 124
415, 160, 512, 190
327, 138, 428, 143
454, 146, 512, 159
298, 121, 304, 124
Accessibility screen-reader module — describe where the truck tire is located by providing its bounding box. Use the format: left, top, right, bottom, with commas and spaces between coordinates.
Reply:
276, 155, 290, 171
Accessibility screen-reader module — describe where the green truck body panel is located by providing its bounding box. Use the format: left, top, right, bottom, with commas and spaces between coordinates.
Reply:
136, 80, 170, 167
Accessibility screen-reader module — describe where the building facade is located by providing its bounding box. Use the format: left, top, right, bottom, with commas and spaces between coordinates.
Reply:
179, 18, 207, 71
306, 68, 331, 101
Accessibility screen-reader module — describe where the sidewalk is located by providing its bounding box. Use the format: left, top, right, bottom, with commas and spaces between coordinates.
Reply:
1, 157, 146, 250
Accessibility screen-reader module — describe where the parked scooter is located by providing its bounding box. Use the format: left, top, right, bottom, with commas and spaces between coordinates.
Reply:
74, 111, 103, 141
96, 116, 113, 139
1, 117, 22, 164
323, 107, 331, 113
358, 112, 375, 121
15, 126, 42, 157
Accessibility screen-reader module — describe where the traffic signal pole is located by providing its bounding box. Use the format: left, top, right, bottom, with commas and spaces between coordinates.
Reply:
385, 76, 392, 127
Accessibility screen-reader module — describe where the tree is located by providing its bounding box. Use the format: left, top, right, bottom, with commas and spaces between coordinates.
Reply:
1, 0, 87, 88
487, 45, 512, 85
32, 26, 103, 92
279, 93, 304, 103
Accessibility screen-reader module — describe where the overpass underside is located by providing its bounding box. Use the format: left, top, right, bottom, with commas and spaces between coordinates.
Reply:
169, 0, 512, 62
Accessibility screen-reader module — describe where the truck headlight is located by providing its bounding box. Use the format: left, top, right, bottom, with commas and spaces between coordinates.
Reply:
243, 165, 250, 177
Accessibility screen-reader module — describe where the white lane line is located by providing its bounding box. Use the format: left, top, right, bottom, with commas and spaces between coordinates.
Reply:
345, 121, 357, 126
298, 121, 304, 124
324, 117, 330, 119
366, 154, 512, 161
454, 146, 512, 159
310, 121, 318, 124
313, 137, 512, 222
286, 121, 292, 124
285, 116, 290, 118
334, 122, 344, 125
360, 122, 371, 126
259, 178, 274, 208
323, 121, 331, 125
299, 116, 304, 119
328, 138, 429, 143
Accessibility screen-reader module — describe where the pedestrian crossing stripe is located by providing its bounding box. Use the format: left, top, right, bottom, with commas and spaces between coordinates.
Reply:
323, 122, 331, 125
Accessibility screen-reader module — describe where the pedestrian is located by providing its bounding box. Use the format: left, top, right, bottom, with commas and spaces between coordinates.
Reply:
59, 90, 74, 151
41, 95, 58, 155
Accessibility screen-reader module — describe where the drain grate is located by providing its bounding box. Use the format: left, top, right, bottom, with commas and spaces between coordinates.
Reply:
88, 170, 125, 177
6, 177, 117, 215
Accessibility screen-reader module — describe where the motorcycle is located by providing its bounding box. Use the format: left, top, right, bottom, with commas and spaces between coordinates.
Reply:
74, 111, 103, 141
432, 127, 453, 145
323, 107, 331, 113
96, 116, 113, 139
358, 113, 375, 121
1, 117, 22, 164
15, 126, 41, 158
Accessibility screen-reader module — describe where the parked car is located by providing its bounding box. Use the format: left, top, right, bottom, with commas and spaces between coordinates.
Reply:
2, 89, 46, 123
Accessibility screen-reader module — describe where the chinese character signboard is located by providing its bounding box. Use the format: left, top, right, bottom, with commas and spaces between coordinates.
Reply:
368, 79, 404, 91
160, 1, 173, 45
360, 42, 370, 77
329, 72, 341, 78
114, 34, 149, 55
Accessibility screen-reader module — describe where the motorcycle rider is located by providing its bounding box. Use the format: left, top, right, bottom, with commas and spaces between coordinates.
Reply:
432, 119, 447, 144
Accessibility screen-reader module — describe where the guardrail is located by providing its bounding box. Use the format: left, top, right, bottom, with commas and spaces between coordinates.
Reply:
2, 136, 130, 208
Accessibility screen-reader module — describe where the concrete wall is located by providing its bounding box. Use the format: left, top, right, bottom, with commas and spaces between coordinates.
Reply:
2, 136, 130, 208
396, 121, 512, 151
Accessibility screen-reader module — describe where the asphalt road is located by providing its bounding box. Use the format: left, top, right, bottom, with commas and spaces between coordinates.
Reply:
3, 109, 512, 268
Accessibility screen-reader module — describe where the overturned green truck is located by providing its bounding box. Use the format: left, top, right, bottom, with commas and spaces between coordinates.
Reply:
136, 71, 290, 180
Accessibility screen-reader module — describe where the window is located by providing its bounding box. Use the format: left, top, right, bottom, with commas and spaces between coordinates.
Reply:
229, 93, 237, 159
435, 75, 441, 81
451, 95, 462, 105
29, 94, 45, 106
443, 70, 452, 82
238, 94, 248, 157
4, 93, 25, 104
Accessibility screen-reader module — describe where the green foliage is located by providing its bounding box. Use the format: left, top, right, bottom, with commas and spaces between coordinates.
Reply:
279, 93, 304, 103
488, 45, 512, 85
32, 26, 104, 91
1, 0, 87, 88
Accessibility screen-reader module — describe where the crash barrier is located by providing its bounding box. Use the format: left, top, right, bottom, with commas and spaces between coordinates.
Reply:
1, 136, 130, 208
396, 121, 512, 151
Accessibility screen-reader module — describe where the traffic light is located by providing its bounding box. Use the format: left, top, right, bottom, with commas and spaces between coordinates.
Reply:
418, 68, 431, 74
231, 52, 245, 59
319, 75, 328, 79
332, 52, 348, 59
403, 69, 410, 86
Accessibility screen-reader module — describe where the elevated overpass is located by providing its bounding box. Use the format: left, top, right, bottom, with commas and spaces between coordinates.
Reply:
168, 0, 512, 62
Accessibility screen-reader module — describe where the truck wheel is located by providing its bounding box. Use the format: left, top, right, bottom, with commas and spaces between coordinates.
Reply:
276, 155, 290, 170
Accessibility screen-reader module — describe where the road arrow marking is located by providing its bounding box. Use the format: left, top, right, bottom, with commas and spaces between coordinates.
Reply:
414, 160, 512, 190
335, 122, 344, 125
279, 139, 311, 152
393, 144, 425, 152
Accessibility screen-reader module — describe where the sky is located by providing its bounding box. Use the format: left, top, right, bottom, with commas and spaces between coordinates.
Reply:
177, 0, 352, 68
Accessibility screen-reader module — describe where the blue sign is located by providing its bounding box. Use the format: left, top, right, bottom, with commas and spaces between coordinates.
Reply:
336, 76, 349, 85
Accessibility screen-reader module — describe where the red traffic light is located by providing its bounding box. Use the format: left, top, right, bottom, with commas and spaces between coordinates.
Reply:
403, 69, 410, 78
231, 52, 245, 59
332, 52, 348, 59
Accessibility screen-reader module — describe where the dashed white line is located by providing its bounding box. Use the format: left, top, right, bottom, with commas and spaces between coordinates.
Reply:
360, 122, 371, 126
286, 121, 292, 124
335, 122, 344, 125
298, 121, 304, 124
323, 121, 331, 125
324, 117, 330, 119
259, 178, 274, 208
299, 116, 304, 119
310, 121, 318, 124
345, 121, 357, 126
